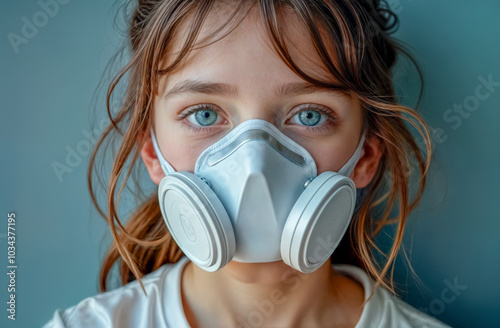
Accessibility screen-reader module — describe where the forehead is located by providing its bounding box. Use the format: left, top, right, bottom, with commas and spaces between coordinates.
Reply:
157, 4, 335, 91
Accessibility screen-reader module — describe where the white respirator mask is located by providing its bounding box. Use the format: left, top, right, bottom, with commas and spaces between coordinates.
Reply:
151, 119, 365, 273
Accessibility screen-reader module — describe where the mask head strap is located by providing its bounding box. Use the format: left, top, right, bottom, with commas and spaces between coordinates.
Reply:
337, 133, 366, 178
150, 127, 176, 175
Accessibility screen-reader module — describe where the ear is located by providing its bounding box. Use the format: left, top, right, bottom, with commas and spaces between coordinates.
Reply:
350, 135, 383, 188
139, 131, 165, 185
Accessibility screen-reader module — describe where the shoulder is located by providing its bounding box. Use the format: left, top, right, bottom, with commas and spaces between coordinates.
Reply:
333, 264, 452, 328
42, 259, 186, 328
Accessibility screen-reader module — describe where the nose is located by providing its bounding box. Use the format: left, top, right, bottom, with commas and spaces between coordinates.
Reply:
236, 105, 281, 128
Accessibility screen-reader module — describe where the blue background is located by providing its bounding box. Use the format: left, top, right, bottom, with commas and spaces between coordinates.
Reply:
1, 0, 499, 327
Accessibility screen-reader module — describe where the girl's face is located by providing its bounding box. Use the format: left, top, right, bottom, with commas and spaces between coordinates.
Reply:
144, 9, 380, 190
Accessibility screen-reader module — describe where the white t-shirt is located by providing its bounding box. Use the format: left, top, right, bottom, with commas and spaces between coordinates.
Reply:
42, 256, 451, 327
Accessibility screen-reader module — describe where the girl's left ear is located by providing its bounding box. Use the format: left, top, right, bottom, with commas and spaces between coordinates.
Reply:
139, 132, 165, 185
350, 135, 383, 188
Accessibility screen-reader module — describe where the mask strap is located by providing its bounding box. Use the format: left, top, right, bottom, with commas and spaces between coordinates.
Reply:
150, 127, 176, 175
337, 134, 366, 178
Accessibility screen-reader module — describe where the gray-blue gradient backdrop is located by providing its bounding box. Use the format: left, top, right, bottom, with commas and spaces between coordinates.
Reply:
1, 0, 499, 327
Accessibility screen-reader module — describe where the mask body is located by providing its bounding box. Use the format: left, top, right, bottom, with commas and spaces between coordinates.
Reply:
151, 119, 365, 273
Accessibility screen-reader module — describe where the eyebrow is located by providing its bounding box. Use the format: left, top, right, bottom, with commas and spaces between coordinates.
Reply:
163, 79, 350, 99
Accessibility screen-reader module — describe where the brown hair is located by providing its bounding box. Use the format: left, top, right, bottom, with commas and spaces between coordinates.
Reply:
88, 0, 431, 297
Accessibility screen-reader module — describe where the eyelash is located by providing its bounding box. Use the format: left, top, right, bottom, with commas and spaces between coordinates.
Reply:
176, 103, 338, 134
176, 104, 224, 135
291, 104, 338, 132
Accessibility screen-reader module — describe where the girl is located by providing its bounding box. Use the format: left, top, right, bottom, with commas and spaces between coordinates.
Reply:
44, 0, 451, 327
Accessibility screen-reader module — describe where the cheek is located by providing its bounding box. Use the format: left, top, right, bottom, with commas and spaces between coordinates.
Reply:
302, 138, 355, 175
163, 143, 199, 172
158, 129, 209, 173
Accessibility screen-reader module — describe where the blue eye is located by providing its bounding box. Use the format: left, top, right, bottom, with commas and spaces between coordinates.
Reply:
291, 110, 327, 126
188, 108, 219, 126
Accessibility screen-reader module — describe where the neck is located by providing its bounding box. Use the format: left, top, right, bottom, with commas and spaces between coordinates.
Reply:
180, 258, 364, 327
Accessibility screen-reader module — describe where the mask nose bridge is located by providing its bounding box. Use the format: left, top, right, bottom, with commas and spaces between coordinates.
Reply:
205, 128, 307, 169
239, 139, 276, 179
